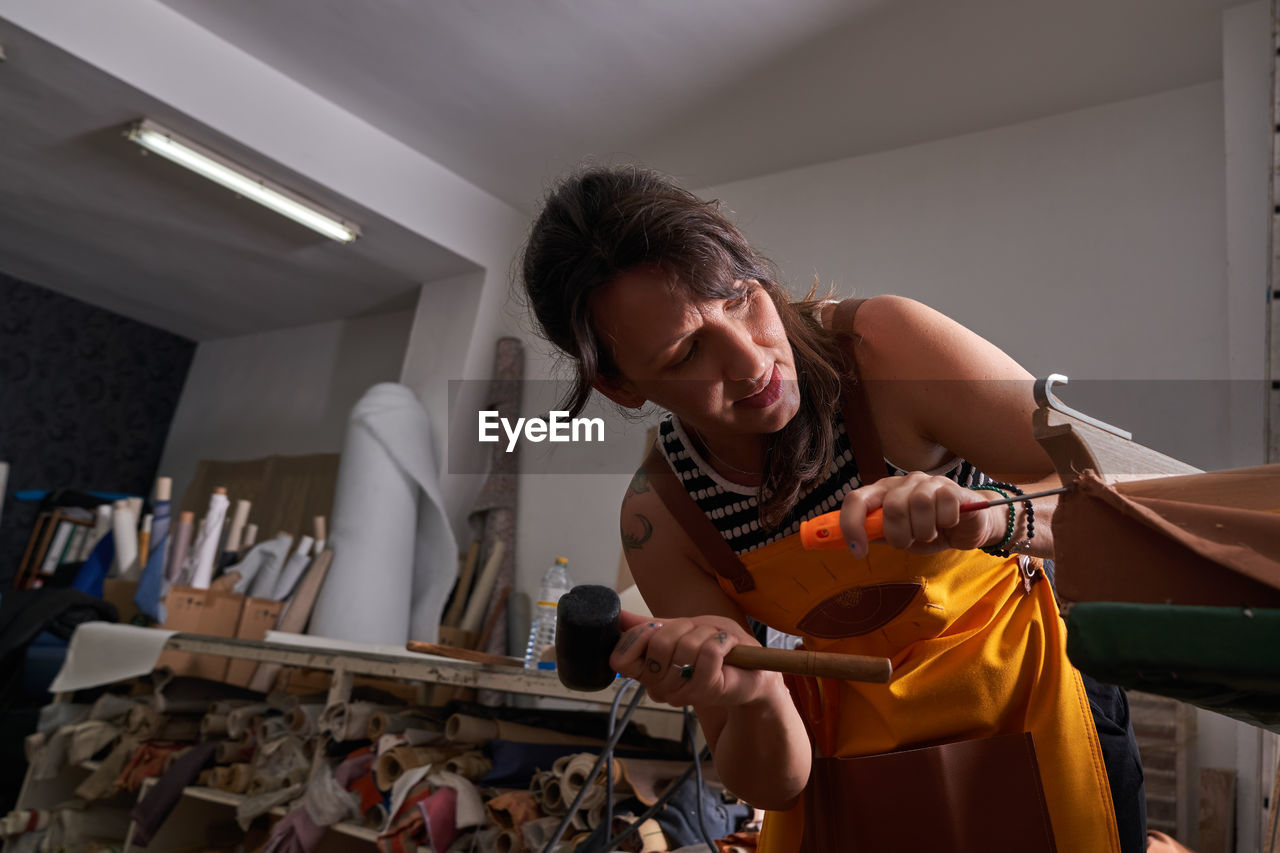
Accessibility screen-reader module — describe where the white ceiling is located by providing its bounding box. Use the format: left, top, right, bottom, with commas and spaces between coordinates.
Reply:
0, 0, 1249, 340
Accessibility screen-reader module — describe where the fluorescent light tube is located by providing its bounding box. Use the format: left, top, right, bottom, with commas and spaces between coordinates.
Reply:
126, 120, 360, 243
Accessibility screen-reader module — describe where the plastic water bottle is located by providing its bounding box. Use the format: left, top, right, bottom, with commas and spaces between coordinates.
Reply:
523, 557, 574, 670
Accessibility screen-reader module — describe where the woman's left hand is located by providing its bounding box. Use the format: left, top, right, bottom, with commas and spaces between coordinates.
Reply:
837, 471, 1007, 557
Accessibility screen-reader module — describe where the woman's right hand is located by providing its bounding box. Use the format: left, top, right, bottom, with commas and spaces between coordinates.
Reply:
609, 610, 781, 708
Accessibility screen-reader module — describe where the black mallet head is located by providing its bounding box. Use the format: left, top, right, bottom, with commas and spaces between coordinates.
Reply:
555, 584, 622, 691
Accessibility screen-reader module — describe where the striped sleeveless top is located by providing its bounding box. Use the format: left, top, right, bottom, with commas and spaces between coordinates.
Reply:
656, 411, 994, 555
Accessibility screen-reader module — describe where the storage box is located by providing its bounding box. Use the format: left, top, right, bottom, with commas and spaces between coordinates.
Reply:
155, 586, 244, 681
224, 597, 286, 687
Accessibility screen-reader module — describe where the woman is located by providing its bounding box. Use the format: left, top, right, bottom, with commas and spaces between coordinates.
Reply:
521, 165, 1143, 852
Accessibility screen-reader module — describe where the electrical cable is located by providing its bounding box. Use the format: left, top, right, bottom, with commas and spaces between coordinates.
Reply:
541, 679, 647, 851
685, 706, 719, 850
604, 678, 641, 843
595, 747, 711, 851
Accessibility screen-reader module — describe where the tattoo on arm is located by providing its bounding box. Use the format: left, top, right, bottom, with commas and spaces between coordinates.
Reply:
621, 514, 654, 551
646, 658, 662, 674
622, 469, 651, 512
714, 631, 728, 645
617, 633, 638, 653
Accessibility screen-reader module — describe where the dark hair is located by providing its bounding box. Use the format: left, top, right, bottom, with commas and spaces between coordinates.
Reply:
521, 165, 848, 529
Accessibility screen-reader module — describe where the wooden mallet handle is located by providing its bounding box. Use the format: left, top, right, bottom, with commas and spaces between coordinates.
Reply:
556, 584, 893, 690
724, 645, 890, 683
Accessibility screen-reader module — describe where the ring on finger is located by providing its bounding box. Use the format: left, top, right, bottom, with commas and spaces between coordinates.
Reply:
671, 663, 694, 680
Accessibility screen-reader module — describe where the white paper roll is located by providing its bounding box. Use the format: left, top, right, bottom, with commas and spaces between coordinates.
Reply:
186, 491, 230, 589
110, 500, 138, 579
308, 383, 457, 646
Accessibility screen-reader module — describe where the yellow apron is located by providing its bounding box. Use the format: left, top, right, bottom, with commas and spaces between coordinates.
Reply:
717, 536, 1120, 853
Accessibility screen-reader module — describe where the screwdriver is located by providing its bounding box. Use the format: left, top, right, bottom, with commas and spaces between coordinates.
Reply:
799, 486, 1070, 550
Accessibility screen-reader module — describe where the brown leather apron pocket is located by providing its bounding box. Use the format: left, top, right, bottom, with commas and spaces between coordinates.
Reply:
801, 732, 1057, 852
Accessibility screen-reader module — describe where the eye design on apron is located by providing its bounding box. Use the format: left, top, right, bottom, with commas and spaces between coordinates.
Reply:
796, 582, 923, 638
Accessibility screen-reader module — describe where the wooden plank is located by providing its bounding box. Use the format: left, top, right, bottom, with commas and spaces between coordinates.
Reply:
161, 632, 678, 712
1199, 767, 1237, 853
1033, 407, 1200, 485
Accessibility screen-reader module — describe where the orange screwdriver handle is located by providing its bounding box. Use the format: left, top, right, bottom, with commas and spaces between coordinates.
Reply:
799, 509, 883, 550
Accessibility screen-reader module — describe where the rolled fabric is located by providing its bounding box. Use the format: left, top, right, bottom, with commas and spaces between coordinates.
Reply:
165, 512, 196, 583
210, 766, 235, 791
586, 794, 627, 830
223, 499, 252, 558
251, 735, 309, 785
308, 383, 458, 645
90, 693, 140, 723
28, 729, 70, 781
235, 783, 305, 831
228, 533, 294, 597
318, 701, 383, 742
459, 540, 505, 635
467, 338, 523, 676
241, 523, 259, 552
125, 704, 158, 736
216, 734, 256, 764
66, 721, 122, 765
374, 746, 427, 792
134, 478, 172, 621
366, 710, 437, 740
540, 775, 568, 815
210, 698, 259, 715
75, 737, 135, 801
162, 746, 193, 774
283, 704, 324, 737
373, 745, 463, 792
495, 828, 525, 853
226, 703, 271, 740
563, 751, 623, 806
612, 758, 701, 807
485, 789, 541, 831
270, 535, 315, 601
152, 716, 201, 741
150, 677, 261, 715
520, 816, 566, 851
256, 717, 289, 744
571, 807, 591, 833
230, 763, 254, 794
186, 490, 229, 589
247, 773, 285, 796
111, 499, 139, 579
442, 751, 491, 780
199, 714, 229, 738
529, 770, 553, 805
444, 714, 604, 747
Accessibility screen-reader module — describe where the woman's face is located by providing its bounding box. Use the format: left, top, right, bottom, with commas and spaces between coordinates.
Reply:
590, 266, 800, 443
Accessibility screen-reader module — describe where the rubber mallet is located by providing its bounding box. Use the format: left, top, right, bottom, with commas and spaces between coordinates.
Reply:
555, 584, 893, 691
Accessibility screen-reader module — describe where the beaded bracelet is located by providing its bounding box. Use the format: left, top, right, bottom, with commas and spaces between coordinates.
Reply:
977, 480, 1035, 557
970, 484, 1014, 556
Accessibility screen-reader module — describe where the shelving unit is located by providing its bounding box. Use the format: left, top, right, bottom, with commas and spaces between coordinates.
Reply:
6, 630, 680, 852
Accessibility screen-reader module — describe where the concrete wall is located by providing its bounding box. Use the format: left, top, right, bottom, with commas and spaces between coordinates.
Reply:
157, 309, 414, 504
